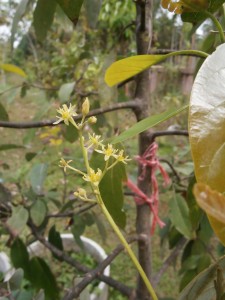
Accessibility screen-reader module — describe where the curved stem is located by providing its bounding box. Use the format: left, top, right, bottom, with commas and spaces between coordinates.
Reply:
165, 49, 209, 59
204, 11, 225, 43
96, 192, 158, 300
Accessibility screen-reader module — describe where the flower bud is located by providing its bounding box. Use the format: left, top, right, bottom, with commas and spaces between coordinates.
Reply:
82, 98, 90, 116
88, 116, 97, 124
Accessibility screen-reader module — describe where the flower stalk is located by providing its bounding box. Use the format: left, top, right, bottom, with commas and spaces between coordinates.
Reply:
55, 100, 158, 300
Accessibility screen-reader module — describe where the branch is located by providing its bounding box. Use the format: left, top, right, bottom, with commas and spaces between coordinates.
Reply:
63, 236, 142, 300
0, 100, 137, 129
28, 221, 134, 297
151, 130, 188, 139
159, 158, 181, 183
152, 237, 186, 287
47, 203, 96, 219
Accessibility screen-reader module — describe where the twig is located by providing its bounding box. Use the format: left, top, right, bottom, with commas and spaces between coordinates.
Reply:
28, 221, 134, 297
47, 203, 96, 219
152, 237, 186, 287
0, 100, 138, 129
0, 84, 22, 96
151, 130, 188, 139
159, 158, 181, 183
63, 236, 142, 300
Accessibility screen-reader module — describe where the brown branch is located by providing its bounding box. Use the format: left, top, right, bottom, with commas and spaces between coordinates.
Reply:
159, 158, 181, 183
0, 100, 137, 129
47, 203, 96, 219
28, 221, 133, 297
63, 236, 142, 300
152, 237, 186, 287
0, 84, 22, 96
151, 130, 189, 139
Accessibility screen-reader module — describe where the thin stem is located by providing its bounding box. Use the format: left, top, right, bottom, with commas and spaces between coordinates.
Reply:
165, 49, 209, 59
78, 131, 90, 173
204, 11, 225, 43
76, 123, 158, 299
97, 192, 158, 300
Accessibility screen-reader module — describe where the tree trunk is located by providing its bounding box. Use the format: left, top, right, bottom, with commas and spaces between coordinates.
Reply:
134, 1, 154, 299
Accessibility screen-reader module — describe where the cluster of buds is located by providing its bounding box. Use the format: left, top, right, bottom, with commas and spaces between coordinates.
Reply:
53, 98, 97, 129
55, 98, 130, 202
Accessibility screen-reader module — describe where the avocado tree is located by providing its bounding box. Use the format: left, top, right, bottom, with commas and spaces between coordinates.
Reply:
1, 1, 225, 300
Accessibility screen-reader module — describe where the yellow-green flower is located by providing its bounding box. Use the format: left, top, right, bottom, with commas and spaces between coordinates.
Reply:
74, 188, 88, 199
95, 144, 117, 161
88, 116, 97, 124
83, 168, 102, 186
54, 104, 77, 126
59, 158, 72, 172
115, 150, 131, 164
88, 133, 103, 149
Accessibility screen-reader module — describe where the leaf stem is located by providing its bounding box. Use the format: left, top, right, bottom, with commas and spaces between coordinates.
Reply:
204, 11, 225, 43
165, 49, 209, 59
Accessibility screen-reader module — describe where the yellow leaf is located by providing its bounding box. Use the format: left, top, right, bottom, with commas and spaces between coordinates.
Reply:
0, 63, 27, 78
193, 183, 225, 245
104, 55, 165, 87
189, 44, 225, 193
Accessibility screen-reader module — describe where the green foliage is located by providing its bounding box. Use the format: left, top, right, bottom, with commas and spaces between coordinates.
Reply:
33, 0, 57, 41
29, 163, 48, 195
90, 152, 127, 228
55, 0, 84, 25
112, 105, 188, 144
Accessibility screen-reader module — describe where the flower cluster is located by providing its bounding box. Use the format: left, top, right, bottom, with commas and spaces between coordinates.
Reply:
55, 100, 131, 195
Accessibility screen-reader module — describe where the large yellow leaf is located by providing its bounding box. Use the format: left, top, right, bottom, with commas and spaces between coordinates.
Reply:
189, 44, 225, 193
189, 44, 225, 244
0, 64, 27, 78
105, 55, 165, 87
105, 51, 207, 87
193, 183, 225, 245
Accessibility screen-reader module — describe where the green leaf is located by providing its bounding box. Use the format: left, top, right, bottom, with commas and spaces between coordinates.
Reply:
105, 54, 165, 86
30, 200, 47, 226
11, 0, 31, 48
55, 0, 84, 25
100, 163, 126, 228
25, 152, 37, 162
71, 215, 86, 248
85, 0, 102, 28
8, 269, 24, 291
29, 257, 59, 300
29, 163, 48, 195
0, 64, 27, 78
111, 105, 188, 144
186, 175, 202, 231
62, 122, 78, 143
0, 144, 25, 151
10, 238, 30, 278
7, 206, 28, 236
48, 225, 63, 260
90, 152, 126, 228
181, 0, 225, 25
169, 194, 194, 239
179, 255, 225, 300
58, 82, 75, 103
33, 0, 57, 41
0, 102, 9, 121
